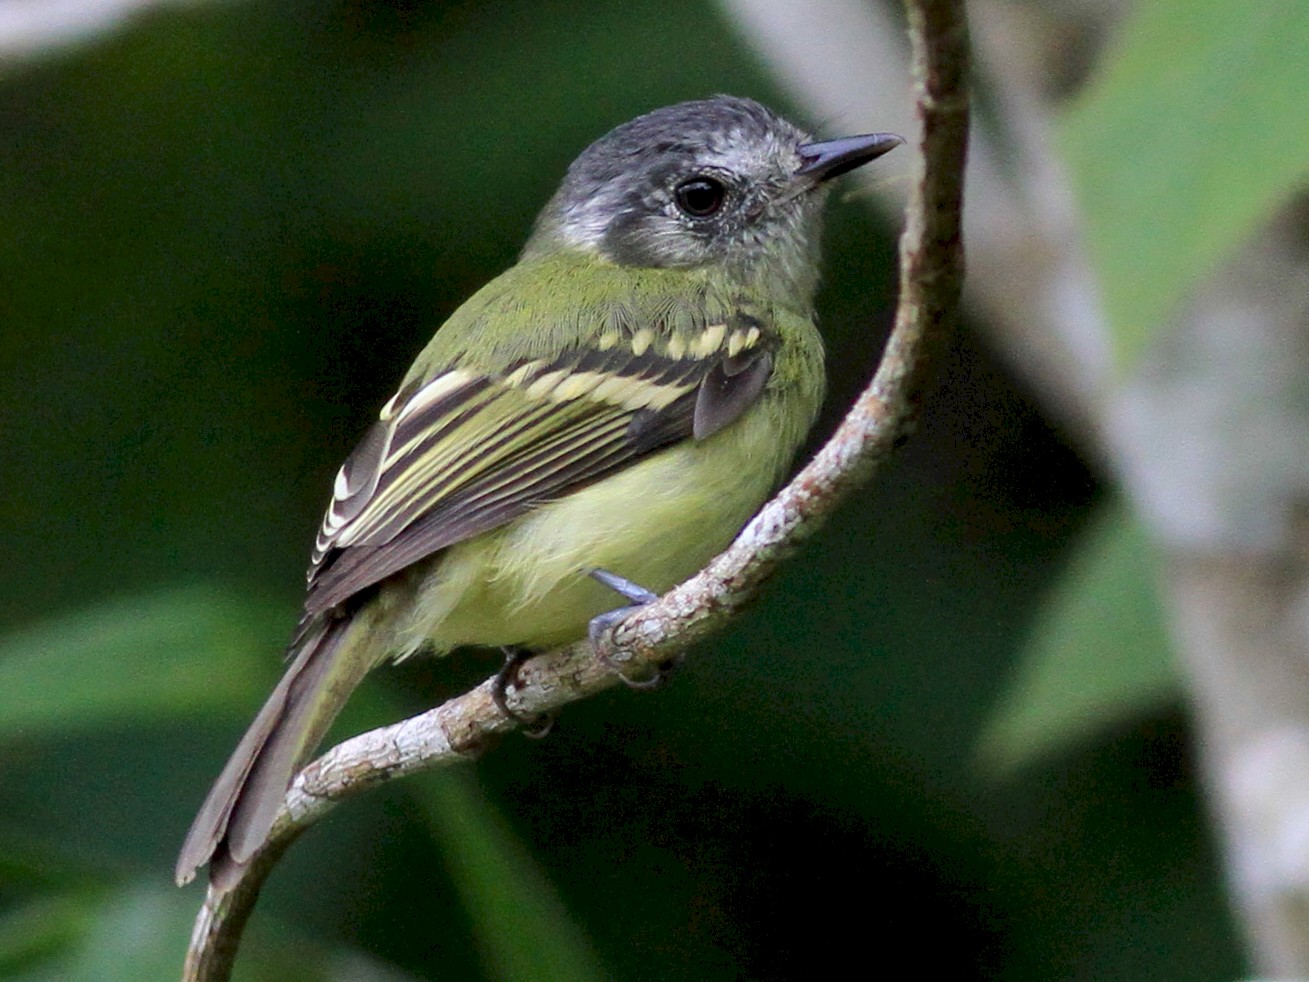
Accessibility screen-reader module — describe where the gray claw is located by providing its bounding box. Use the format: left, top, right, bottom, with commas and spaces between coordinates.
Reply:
588, 601, 677, 690
492, 646, 555, 736
589, 568, 659, 605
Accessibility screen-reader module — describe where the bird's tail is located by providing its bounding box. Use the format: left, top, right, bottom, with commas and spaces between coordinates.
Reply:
175, 613, 375, 890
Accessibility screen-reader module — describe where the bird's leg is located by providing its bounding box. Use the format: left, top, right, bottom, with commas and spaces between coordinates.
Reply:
587, 568, 681, 689
492, 646, 554, 738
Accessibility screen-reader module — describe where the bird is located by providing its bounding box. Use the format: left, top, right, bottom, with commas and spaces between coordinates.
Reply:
176, 95, 901, 889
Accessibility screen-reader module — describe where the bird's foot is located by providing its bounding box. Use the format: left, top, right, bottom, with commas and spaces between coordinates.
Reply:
587, 568, 681, 689
492, 646, 555, 738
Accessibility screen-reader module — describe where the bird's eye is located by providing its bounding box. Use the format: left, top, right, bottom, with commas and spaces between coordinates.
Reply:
673, 177, 726, 218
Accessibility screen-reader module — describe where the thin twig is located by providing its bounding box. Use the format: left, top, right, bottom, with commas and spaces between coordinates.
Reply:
182, 2, 969, 976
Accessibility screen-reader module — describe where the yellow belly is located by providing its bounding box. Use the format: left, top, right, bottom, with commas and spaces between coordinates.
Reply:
390, 409, 793, 654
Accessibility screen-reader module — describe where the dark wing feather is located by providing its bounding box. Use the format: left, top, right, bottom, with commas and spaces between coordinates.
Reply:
303, 318, 774, 617
694, 349, 774, 439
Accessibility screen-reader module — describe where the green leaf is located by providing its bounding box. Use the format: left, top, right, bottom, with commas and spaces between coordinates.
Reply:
0, 875, 424, 982
0, 893, 94, 977
976, 500, 1179, 773
0, 830, 105, 892
1060, 0, 1309, 366
62, 883, 197, 982
413, 771, 609, 982
0, 586, 284, 739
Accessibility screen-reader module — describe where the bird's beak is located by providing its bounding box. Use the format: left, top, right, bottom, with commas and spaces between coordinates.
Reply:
795, 132, 904, 183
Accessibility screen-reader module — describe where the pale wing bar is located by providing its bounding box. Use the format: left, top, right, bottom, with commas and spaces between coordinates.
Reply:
303, 319, 772, 618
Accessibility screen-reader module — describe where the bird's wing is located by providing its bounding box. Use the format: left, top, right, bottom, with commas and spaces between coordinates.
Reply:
302, 316, 774, 617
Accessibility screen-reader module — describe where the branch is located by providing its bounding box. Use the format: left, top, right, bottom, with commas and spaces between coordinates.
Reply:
182, 2, 970, 977
719, 0, 1112, 455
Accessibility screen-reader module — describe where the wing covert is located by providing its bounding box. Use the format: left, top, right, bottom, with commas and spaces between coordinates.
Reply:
303, 313, 775, 617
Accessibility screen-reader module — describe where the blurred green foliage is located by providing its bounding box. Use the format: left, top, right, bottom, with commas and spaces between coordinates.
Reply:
1060, 0, 1309, 367
976, 500, 1175, 773
5, 0, 1299, 978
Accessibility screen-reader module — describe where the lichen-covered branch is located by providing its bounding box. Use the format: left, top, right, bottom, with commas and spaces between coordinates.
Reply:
182, 2, 970, 977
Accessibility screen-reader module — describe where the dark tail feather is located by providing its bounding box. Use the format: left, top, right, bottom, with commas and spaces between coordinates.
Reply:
175, 614, 371, 889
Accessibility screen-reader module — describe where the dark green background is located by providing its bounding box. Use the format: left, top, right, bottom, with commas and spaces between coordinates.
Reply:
0, 1, 1242, 978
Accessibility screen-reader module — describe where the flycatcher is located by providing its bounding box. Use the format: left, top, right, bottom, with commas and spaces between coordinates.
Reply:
177, 95, 901, 888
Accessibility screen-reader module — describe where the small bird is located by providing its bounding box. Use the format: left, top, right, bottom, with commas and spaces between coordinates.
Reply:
176, 95, 901, 888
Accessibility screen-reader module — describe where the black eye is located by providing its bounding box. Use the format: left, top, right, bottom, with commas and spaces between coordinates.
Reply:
674, 177, 726, 217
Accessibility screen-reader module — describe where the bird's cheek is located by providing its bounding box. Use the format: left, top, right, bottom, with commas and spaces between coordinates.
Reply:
602, 214, 677, 267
